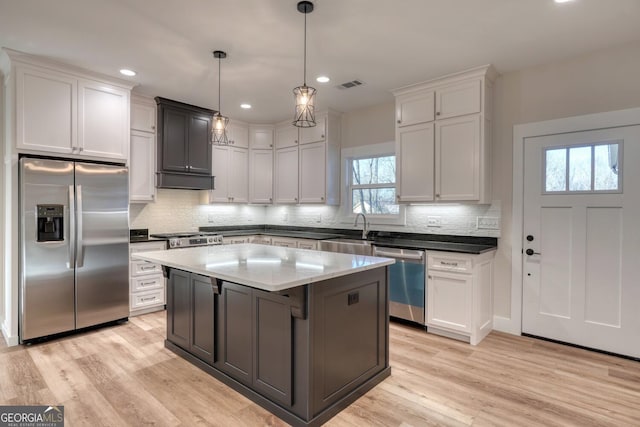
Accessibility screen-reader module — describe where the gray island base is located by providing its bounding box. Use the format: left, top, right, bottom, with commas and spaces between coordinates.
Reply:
134, 244, 392, 426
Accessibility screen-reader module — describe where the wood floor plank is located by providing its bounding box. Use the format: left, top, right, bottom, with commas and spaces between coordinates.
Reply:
2, 311, 639, 426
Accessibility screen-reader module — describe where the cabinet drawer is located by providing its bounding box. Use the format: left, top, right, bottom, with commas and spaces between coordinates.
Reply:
131, 289, 165, 310
131, 260, 163, 276
130, 241, 166, 253
132, 274, 164, 292
428, 253, 472, 273
297, 240, 318, 250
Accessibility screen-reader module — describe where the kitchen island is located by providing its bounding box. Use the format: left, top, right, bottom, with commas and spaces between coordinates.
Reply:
132, 243, 394, 426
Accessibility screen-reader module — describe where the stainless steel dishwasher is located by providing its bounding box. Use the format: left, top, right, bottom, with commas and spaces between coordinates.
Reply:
373, 246, 426, 325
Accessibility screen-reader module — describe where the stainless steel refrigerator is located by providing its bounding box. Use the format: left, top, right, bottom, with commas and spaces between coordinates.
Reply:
19, 157, 129, 342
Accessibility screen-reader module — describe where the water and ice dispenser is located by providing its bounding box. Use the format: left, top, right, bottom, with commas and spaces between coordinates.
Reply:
37, 204, 64, 242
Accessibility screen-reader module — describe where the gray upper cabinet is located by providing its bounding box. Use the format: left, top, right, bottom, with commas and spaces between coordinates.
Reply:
155, 97, 215, 190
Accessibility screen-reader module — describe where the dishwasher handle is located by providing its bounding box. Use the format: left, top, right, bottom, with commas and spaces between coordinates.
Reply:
373, 247, 425, 261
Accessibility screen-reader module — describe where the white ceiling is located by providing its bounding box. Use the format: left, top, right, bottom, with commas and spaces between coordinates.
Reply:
1, 0, 640, 123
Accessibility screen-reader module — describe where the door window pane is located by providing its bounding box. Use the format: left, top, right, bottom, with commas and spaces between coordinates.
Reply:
594, 144, 619, 191
568, 146, 592, 191
545, 149, 566, 192
352, 188, 399, 214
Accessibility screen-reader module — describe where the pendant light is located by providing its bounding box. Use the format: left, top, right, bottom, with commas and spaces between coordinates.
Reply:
212, 50, 229, 145
293, 1, 317, 128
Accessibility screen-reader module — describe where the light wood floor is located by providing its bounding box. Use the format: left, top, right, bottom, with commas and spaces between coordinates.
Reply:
1, 311, 639, 426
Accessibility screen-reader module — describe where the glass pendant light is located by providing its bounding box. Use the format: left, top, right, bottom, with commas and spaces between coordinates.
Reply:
293, 1, 317, 128
212, 50, 229, 145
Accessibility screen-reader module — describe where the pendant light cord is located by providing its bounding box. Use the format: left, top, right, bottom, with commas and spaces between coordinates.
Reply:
303, 10, 307, 86
218, 56, 222, 111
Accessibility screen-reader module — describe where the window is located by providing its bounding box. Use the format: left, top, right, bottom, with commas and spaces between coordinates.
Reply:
349, 155, 399, 215
544, 142, 621, 194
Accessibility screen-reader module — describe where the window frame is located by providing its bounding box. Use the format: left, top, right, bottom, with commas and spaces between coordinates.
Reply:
542, 140, 623, 195
341, 142, 406, 225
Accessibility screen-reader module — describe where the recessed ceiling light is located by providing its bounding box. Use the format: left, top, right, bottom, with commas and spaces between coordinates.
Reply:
316, 76, 330, 83
119, 69, 136, 77
240, 103, 252, 109
554, 0, 574, 3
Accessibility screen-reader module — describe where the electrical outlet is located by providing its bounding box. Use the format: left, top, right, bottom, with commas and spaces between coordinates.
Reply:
315, 214, 322, 223
477, 216, 500, 230
207, 214, 215, 223
282, 213, 288, 222
427, 216, 442, 227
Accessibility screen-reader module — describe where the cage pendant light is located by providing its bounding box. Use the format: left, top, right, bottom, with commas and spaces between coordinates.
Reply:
212, 50, 230, 145
293, 1, 317, 128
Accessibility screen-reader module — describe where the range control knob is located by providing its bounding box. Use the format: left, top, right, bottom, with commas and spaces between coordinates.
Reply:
169, 240, 176, 248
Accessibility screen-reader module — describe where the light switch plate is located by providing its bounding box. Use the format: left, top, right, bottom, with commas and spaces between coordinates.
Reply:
477, 216, 500, 230
427, 216, 441, 227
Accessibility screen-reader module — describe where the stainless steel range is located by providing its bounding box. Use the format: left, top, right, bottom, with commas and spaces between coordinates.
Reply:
150, 232, 223, 249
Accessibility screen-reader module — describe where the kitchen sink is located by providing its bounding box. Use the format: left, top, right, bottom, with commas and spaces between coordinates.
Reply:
319, 239, 373, 256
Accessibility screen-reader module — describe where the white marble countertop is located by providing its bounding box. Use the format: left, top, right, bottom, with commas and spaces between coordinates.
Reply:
132, 244, 395, 292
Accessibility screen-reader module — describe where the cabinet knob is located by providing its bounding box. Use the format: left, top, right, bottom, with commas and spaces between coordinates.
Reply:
78, 147, 83, 152
436, 194, 440, 198
269, 198, 273, 202
321, 134, 325, 139
269, 144, 273, 147
320, 196, 324, 201
294, 197, 298, 202
396, 195, 400, 200
397, 120, 401, 124
151, 125, 155, 130
436, 112, 441, 116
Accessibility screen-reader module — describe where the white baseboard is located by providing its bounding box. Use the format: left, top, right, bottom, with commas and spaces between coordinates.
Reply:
492, 315, 521, 336
1, 320, 19, 347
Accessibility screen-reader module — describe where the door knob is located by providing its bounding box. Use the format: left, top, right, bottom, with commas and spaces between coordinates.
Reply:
525, 248, 541, 256
526, 235, 534, 242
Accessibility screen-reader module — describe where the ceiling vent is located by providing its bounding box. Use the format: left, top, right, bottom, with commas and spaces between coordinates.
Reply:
336, 80, 364, 90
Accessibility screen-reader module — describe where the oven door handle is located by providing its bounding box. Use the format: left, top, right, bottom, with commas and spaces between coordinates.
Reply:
373, 249, 424, 261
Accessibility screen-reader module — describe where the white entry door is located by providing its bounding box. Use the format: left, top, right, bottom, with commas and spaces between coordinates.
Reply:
522, 125, 640, 358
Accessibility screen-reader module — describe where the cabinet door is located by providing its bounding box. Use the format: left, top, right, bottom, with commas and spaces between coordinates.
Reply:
274, 147, 299, 204
161, 107, 189, 172
218, 282, 253, 385
229, 147, 249, 203
396, 91, 435, 127
299, 141, 326, 203
271, 237, 298, 248
252, 290, 293, 406
16, 66, 77, 154
297, 240, 318, 250
222, 236, 249, 245
249, 149, 273, 204
190, 274, 215, 364
188, 114, 212, 175
130, 130, 156, 202
167, 269, 191, 349
78, 79, 129, 160
250, 126, 274, 149
210, 145, 230, 202
131, 101, 156, 133
275, 124, 298, 149
435, 115, 480, 201
435, 79, 481, 120
396, 122, 434, 202
299, 116, 326, 144
427, 270, 472, 333
227, 121, 249, 148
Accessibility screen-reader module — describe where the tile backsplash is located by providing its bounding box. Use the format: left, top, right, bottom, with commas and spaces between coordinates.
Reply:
131, 189, 501, 237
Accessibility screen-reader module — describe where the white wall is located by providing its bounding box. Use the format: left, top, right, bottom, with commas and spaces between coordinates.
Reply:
341, 101, 395, 148
492, 39, 640, 320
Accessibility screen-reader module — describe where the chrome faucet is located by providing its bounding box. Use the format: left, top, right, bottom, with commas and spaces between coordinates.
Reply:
354, 213, 369, 240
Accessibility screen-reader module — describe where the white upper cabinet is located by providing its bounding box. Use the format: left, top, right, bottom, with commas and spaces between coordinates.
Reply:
435, 79, 481, 120
2, 49, 133, 162
227, 121, 249, 148
205, 145, 248, 203
299, 141, 326, 203
396, 122, 435, 203
396, 91, 435, 128
250, 125, 274, 149
15, 65, 77, 154
131, 101, 156, 133
274, 146, 299, 204
275, 122, 298, 149
129, 95, 157, 203
392, 65, 496, 204
78, 79, 129, 160
249, 149, 273, 204
299, 116, 326, 144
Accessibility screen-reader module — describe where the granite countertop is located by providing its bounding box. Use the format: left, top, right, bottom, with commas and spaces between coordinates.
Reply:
132, 243, 394, 292
221, 229, 344, 240
370, 238, 497, 254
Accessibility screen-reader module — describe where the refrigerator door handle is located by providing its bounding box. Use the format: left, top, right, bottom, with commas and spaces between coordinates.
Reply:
76, 184, 84, 268
68, 185, 76, 269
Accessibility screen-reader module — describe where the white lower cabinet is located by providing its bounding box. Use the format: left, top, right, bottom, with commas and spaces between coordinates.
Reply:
426, 250, 494, 345
249, 235, 272, 245
296, 239, 318, 250
271, 237, 298, 248
129, 241, 167, 316
223, 236, 249, 245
